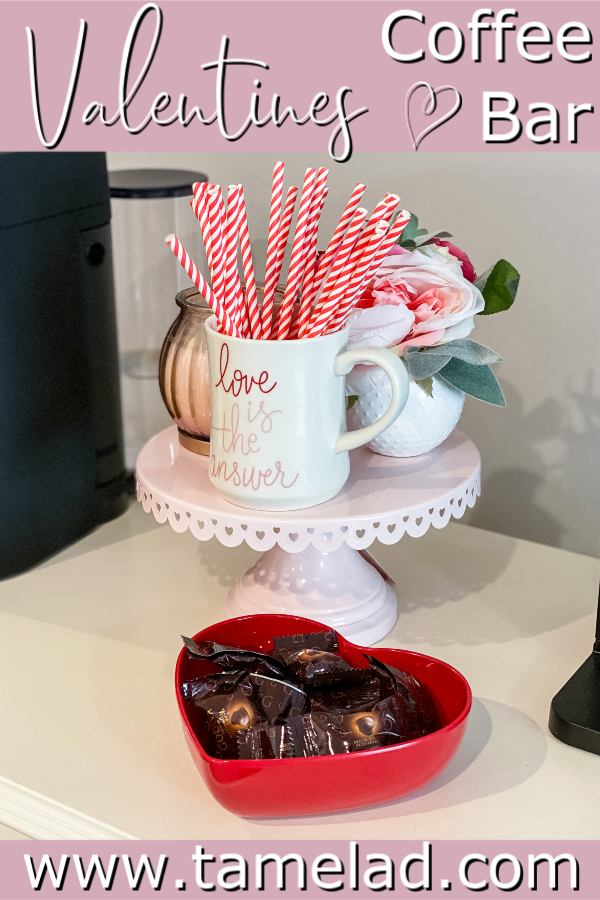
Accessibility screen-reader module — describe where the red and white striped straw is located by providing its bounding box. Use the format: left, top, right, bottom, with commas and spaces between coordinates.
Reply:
370, 193, 400, 224
237, 186, 262, 340
361, 209, 412, 285
265, 186, 299, 334
317, 218, 388, 337
275, 168, 317, 340
325, 221, 389, 334
308, 218, 384, 339
206, 186, 228, 315
261, 162, 285, 339
290, 169, 328, 337
294, 169, 328, 339
327, 210, 412, 334
190, 182, 219, 296
225, 184, 249, 337
306, 208, 367, 338
333, 212, 386, 291
309, 208, 367, 313
311, 182, 366, 299
165, 234, 239, 337
291, 185, 328, 339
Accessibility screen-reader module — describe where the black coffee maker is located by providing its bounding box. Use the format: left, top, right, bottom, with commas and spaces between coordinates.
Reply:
0, 153, 127, 579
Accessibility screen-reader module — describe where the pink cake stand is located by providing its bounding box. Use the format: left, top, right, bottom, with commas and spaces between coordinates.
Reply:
137, 425, 481, 645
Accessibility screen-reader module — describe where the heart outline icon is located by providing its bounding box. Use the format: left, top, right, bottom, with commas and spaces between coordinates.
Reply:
405, 81, 463, 151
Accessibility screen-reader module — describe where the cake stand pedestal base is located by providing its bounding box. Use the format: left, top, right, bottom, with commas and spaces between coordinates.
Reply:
225, 543, 397, 646
136, 426, 481, 646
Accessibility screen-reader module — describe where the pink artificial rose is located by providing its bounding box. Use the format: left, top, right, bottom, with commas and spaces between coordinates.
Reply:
348, 248, 484, 352
433, 239, 477, 283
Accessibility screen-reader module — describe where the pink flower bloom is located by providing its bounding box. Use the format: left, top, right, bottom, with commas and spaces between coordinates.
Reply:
433, 239, 477, 283
348, 248, 484, 352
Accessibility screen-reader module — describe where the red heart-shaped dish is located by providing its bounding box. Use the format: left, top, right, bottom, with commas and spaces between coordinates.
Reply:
175, 614, 471, 817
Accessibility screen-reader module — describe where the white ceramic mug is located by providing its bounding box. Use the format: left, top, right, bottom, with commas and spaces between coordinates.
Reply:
205, 316, 410, 510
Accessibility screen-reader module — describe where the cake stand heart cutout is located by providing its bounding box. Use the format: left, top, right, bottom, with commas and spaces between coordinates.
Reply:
405, 81, 462, 150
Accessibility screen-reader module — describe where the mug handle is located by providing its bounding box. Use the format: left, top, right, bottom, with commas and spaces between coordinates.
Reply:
333, 346, 410, 453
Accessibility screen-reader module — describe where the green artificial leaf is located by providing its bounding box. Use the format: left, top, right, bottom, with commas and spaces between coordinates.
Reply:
419, 338, 501, 366
412, 229, 454, 249
416, 377, 434, 397
401, 239, 417, 251
398, 213, 419, 244
405, 346, 451, 379
475, 259, 520, 315
438, 358, 505, 406
346, 395, 359, 411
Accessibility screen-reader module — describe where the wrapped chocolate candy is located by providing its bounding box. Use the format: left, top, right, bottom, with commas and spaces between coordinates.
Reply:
238, 725, 273, 760
273, 632, 370, 686
180, 629, 440, 760
181, 671, 244, 704
310, 679, 382, 714
194, 671, 268, 759
265, 717, 311, 759
182, 635, 292, 680
238, 717, 312, 760
248, 673, 307, 725
309, 695, 408, 754
364, 655, 440, 739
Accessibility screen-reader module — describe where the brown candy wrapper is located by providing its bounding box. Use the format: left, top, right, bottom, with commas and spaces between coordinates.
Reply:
310, 679, 382, 713
238, 717, 311, 760
182, 635, 291, 680
309, 696, 408, 754
181, 671, 244, 704
364, 655, 440, 739
237, 725, 272, 760
273, 631, 340, 653
248, 673, 307, 725
194, 672, 268, 759
181, 630, 439, 760
272, 632, 369, 687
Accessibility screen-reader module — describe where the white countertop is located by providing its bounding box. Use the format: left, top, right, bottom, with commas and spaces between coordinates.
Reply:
0, 500, 598, 840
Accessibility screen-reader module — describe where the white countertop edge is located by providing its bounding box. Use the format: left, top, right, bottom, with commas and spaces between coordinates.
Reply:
0, 775, 137, 840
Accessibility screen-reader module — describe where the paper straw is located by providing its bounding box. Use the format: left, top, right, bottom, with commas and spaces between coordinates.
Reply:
295, 169, 328, 338
225, 184, 249, 337
289, 186, 328, 339
361, 209, 412, 285
327, 210, 412, 335
237, 186, 261, 340
262, 185, 298, 338
165, 234, 239, 337
335, 213, 386, 288
190, 182, 218, 293
325, 221, 389, 333
206, 186, 228, 315
306, 208, 368, 338
370, 193, 400, 224
309, 208, 367, 313
275, 168, 316, 340
311, 182, 366, 299
309, 219, 385, 339
261, 162, 285, 339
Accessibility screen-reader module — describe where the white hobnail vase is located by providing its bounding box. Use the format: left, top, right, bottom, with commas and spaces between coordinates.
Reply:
346, 363, 465, 457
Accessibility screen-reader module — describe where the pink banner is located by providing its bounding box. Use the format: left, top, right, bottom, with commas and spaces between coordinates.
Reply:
0, 2, 597, 157
0, 840, 597, 897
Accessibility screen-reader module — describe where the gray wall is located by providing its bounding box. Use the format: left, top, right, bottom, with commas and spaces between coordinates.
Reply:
108, 151, 600, 557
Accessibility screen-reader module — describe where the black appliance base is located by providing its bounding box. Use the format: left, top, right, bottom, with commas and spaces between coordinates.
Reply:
549, 653, 600, 756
